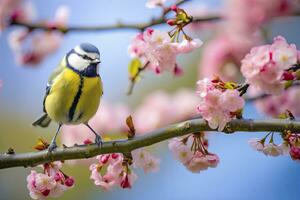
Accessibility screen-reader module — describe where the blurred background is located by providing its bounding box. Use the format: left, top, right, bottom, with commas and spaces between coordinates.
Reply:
0, 0, 300, 199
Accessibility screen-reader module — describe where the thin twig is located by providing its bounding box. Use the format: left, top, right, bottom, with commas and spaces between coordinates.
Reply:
127, 62, 150, 95
245, 81, 300, 102
1, 118, 300, 169
10, 16, 220, 33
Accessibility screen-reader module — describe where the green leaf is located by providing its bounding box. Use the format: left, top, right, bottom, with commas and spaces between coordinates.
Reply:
284, 80, 293, 88
128, 58, 142, 79
224, 82, 237, 89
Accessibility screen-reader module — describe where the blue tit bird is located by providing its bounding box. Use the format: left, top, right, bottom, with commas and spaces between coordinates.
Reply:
32, 43, 103, 152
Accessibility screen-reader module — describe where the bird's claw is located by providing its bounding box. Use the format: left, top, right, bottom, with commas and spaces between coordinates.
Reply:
48, 141, 57, 153
95, 135, 102, 147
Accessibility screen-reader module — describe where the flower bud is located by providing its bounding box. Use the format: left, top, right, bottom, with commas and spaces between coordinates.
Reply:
290, 146, 300, 160
65, 177, 75, 187
167, 19, 176, 26
282, 71, 295, 81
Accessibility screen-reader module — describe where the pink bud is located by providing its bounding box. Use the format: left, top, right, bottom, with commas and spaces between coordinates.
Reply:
146, 28, 154, 36
120, 175, 131, 189
167, 19, 176, 26
170, 5, 178, 12
111, 153, 119, 159
65, 177, 75, 187
155, 67, 161, 74
290, 146, 300, 160
100, 155, 110, 164
54, 173, 61, 181
83, 139, 93, 145
45, 22, 58, 30
42, 189, 50, 196
10, 10, 22, 22
174, 65, 183, 76
282, 71, 295, 81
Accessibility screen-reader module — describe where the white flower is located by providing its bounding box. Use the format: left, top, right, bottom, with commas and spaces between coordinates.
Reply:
248, 138, 264, 151
279, 143, 290, 155
146, 0, 166, 8
262, 143, 283, 157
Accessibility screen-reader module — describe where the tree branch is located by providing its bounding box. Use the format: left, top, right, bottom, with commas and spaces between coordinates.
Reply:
10, 16, 219, 33
246, 81, 300, 102
1, 118, 300, 169
8, 0, 218, 33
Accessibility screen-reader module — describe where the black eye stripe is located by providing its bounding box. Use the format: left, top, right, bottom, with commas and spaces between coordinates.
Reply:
81, 54, 93, 60
69, 49, 99, 62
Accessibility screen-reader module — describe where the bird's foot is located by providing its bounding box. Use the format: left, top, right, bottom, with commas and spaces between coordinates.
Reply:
95, 135, 102, 147
48, 141, 57, 153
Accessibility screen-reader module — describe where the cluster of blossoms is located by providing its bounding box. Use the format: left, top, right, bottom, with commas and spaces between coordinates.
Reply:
61, 89, 199, 147
169, 132, 219, 173
196, 77, 245, 131
241, 36, 299, 94
199, 0, 296, 82
27, 161, 74, 200
128, 28, 202, 75
0, 0, 35, 31
7, 5, 70, 65
90, 149, 160, 190
249, 131, 300, 161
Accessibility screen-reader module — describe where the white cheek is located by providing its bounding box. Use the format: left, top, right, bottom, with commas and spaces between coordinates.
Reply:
68, 54, 89, 71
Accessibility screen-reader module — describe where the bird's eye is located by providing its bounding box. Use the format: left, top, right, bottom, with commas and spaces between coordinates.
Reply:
82, 55, 89, 60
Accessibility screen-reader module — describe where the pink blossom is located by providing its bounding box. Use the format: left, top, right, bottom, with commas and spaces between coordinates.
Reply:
199, 35, 257, 82
27, 170, 56, 200
175, 39, 203, 53
224, 0, 294, 36
199, 0, 295, 82
90, 153, 141, 190
8, 29, 63, 66
128, 29, 202, 75
0, 0, 35, 31
7, 5, 70, 66
241, 36, 298, 94
168, 137, 193, 164
89, 164, 116, 191
26, 161, 74, 199
169, 133, 219, 173
262, 143, 283, 157
106, 156, 124, 177
185, 152, 220, 173
248, 138, 264, 151
132, 149, 160, 173
196, 78, 245, 131
146, 0, 166, 8
219, 89, 245, 112
271, 36, 298, 68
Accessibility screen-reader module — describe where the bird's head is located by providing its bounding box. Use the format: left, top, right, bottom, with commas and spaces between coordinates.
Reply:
66, 43, 101, 76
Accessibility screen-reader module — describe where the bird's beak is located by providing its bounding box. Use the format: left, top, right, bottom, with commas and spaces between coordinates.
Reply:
92, 58, 101, 64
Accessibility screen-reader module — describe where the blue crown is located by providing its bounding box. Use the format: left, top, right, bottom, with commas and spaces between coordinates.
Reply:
79, 43, 100, 54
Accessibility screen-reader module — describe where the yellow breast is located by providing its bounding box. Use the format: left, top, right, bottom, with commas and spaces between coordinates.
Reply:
45, 68, 102, 125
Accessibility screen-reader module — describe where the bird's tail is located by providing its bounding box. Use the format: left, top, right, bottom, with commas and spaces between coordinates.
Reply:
32, 113, 52, 127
